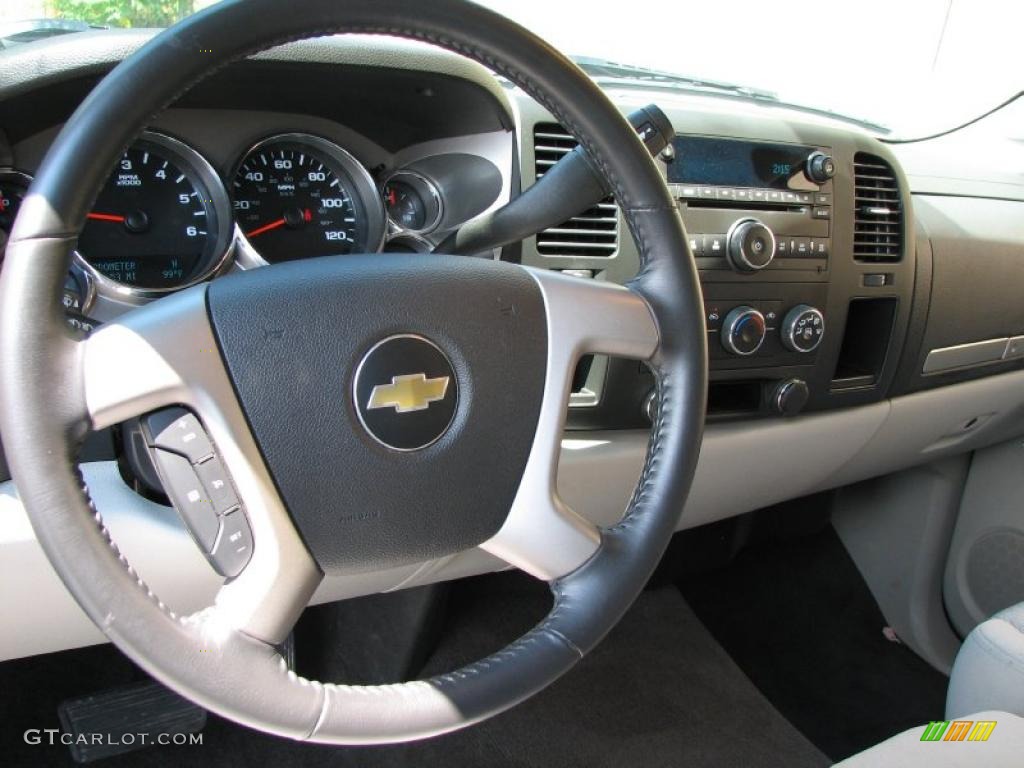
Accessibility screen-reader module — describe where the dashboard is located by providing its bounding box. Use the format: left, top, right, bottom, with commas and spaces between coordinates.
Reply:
2, 29, 1024, 661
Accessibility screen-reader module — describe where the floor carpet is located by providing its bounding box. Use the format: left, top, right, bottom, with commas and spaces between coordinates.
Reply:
679, 525, 950, 761
0, 572, 827, 767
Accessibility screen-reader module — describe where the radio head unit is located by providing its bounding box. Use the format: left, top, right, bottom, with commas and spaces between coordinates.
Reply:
668, 135, 834, 276
667, 135, 831, 190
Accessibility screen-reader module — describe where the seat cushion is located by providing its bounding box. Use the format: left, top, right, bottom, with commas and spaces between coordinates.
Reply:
947, 602, 1024, 719
834, 711, 1024, 767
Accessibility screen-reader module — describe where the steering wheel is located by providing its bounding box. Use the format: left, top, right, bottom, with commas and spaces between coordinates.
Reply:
0, 0, 706, 744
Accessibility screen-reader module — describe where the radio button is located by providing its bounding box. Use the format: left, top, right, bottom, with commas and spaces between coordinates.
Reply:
782, 191, 799, 204
806, 152, 836, 183
700, 186, 716, 199
752, 189, 768, 202
735, 188, 752, 202
796, 192, 813, 204
726, 219, 775, 272
680, 185, 699, 198
716, 187, 736, 201
767, 190, 782, 203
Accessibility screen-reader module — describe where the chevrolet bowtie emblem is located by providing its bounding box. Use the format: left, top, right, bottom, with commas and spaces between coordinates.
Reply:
367, 373, 450, 413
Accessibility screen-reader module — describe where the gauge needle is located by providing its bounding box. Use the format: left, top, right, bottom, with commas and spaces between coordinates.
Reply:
245, 217, 286, 238
246, 209, 312, 238
87, 212, 126, 223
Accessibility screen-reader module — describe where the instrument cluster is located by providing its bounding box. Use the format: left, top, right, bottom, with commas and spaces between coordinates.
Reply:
0, 130, 454, 307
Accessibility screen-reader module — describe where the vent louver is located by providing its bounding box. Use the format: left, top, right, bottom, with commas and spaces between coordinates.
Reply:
853, 153, 903, 262
533, 123, 618, 257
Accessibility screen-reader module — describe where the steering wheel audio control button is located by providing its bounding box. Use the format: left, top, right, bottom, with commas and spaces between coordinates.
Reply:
210, 508, 254, 578
195, 455, 240, 515
145, 407, 213, 464
150, 449, 220, 552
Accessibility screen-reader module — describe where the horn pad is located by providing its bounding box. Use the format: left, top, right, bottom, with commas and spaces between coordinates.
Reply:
206, 254, 547, 575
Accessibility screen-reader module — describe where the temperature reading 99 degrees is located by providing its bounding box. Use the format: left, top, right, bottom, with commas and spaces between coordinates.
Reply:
231, 134, 370, 263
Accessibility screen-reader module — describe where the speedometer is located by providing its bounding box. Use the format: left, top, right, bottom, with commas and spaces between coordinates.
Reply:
231, 134, 385, 263
76, 132, 232, 294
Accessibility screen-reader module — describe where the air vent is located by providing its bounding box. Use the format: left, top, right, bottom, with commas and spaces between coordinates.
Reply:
533, 123, 618, 257
853, 153, 903, 262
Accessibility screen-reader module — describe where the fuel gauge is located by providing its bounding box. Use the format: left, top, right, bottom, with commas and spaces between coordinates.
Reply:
382, 171, 442, 235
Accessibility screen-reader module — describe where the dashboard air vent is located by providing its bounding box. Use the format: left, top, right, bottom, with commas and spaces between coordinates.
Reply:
533, 123, 618, 257
853, 153, 903, 262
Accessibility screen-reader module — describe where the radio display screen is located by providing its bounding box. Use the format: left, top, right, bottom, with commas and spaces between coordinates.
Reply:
667, 136, 815, 189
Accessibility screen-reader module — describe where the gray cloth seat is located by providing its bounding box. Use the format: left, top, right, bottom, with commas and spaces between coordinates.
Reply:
946, 601, 1024, 719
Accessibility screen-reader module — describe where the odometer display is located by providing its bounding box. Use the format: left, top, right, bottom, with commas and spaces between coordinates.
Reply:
232, 135, 378, 263
77, 135, 225, 291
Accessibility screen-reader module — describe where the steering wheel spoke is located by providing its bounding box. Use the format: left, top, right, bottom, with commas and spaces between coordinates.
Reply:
480, 269, 659, 580
82, 286, 321, 643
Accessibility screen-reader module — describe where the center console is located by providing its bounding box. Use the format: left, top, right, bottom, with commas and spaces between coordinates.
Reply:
521, 105, 917, 429
666, 135, 834, 380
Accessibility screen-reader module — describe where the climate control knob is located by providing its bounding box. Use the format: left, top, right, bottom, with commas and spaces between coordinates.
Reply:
721, 306, 767, 356
782, 304, 825, 353
726, 218, 775, 272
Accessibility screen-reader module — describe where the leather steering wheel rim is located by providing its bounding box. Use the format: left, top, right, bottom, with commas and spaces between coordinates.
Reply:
0, 0, 706, 744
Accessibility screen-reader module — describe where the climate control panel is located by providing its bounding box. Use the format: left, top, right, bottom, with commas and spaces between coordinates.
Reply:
703, 283, 828, 369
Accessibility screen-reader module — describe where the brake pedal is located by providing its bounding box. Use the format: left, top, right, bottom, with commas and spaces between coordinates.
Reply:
57, 680, 206, 763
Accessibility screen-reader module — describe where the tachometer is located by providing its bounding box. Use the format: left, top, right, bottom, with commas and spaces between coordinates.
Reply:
76, 132, 232, 294
231, 134, 385, 263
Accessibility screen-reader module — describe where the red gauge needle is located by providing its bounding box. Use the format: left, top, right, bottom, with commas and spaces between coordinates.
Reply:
245, 218, 286, 238
246, 209, 312, 238
87, 212, 126, 223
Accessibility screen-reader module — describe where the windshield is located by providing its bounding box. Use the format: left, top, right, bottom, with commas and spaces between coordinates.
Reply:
1, 0, 1019, 139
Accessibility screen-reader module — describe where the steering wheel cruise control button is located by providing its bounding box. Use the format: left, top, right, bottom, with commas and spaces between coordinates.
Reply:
210, 508, 254, 578
145, 407, 213, 463
195, 455, 240, 514
150, 449, 220, 551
